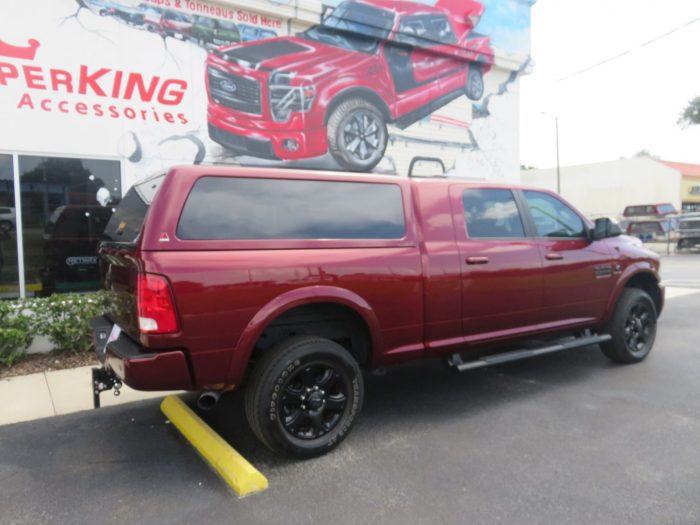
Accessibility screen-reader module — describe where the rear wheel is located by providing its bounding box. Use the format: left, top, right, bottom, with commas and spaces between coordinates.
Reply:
327, 98, 388, 172
465, 65, 484, 101
245, 336, 363, 457
601, 288, 657, 363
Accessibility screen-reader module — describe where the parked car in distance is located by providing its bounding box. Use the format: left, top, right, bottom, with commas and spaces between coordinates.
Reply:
145, 8, 193, 39
92, 166, 664, 457
206, 0, 493, 172
677, 212, 700, 250
238, 23, 278, 42
626, 219, 674, 243
0, 206, 15, 233
139, 3, 163, 29
623, 202, 678, 218
111, 3, 145, 25
192, 16, 240, 48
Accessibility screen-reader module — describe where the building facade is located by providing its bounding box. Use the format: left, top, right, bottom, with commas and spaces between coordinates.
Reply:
0, 0, 535, 298
521, 157, 684, 220
659, 160, 700, 212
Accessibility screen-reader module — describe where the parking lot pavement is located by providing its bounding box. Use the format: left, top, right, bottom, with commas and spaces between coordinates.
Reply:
0, 366, 176, 426
2, 292, 700, 525
660, 252, 700, 288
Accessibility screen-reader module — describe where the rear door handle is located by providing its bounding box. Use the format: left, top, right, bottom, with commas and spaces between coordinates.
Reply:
466, 256, 489, 265
546, 253, 564, 261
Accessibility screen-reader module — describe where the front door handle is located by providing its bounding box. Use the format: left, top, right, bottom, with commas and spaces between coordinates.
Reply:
546, 253, 564, 261
466, 256, 489, 265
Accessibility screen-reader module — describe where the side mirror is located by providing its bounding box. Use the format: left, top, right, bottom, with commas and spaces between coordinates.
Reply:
592, 217, 622, 240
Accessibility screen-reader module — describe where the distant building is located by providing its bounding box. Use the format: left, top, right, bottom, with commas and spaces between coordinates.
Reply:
521, 157, 685, 219
658, 161, 700, 212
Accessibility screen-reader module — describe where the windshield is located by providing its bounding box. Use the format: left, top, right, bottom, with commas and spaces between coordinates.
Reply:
101, 173, 165, 243
303, 2, 395, 53
680, 219, 700, 230
219, 20, 237, 31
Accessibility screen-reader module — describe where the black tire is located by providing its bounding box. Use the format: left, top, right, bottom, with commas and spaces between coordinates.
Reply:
600, 288, 657, 363
245, 336, 363, 458
465, 65, 484, 101
0, 220, 12, 234
327, 98, 388, 172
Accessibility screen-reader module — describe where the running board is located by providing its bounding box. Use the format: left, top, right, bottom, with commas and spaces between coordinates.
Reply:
446, 333, 612, 372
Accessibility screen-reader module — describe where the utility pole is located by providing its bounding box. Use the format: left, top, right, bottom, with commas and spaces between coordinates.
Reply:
555, 115, 561, 194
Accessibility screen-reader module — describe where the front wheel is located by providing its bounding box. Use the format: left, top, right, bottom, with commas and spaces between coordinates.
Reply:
600, 288, 657, 363
327, 98, 388, 172
465, 65, 484, 101
245, 336, 364, 458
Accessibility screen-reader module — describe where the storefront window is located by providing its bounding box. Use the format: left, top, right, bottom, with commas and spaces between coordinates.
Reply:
0, 155, 19, 298
18, 156, 121, 296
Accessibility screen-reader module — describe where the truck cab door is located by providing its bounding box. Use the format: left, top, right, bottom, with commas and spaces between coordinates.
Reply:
450, 185, 545, 344
519, 190, 616, 325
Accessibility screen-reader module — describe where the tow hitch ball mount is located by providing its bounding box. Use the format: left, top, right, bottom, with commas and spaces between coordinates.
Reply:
92, 367, 122, 409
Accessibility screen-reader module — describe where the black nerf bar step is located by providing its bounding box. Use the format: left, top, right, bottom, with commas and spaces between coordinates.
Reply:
446, 332, 612, 372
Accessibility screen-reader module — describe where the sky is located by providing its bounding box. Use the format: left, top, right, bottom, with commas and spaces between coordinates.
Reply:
520, 0, 700, 170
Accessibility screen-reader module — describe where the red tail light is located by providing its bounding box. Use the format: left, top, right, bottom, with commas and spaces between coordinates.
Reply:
137, 273, 179, 334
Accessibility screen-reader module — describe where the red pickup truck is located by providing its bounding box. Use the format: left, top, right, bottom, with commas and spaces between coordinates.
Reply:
206, 0, 493, 172
92, 166, 663, 457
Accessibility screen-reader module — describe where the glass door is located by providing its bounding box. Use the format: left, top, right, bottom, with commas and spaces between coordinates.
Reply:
0, 154, 19, 298
18, 156, 121, 297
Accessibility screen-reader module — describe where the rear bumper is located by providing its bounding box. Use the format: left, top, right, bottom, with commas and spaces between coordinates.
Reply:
90, 316, 192, 391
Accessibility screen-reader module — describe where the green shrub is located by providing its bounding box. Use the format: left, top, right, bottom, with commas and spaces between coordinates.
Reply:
30, 292, 113, 354
0, 291, 114, 367
0, 303, 33, 367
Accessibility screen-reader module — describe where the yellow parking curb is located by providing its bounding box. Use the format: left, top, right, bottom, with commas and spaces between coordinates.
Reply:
160, 395, 268, 497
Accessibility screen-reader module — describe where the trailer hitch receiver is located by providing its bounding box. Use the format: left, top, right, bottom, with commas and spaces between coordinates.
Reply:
92, 367, 122, 408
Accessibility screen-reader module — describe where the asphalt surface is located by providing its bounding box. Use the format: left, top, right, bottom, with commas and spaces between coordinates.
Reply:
1, 256, 699, 525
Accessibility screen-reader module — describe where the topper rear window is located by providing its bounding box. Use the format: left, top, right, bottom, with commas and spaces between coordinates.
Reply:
177, 177, 406, 240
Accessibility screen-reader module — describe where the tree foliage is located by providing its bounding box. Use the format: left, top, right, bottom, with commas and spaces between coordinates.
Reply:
678, 97, 700, 128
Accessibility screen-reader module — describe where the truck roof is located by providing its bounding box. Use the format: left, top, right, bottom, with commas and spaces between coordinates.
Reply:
164, 165, 549, 193
355, 0, 482, 18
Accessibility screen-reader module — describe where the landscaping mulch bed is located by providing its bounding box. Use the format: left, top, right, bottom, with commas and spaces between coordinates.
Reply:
0, 351, 99, 380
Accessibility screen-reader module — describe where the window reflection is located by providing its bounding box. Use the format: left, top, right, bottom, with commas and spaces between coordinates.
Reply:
0, 155, 19, 298
19, 156, 121, 296
177, 177, 406, 240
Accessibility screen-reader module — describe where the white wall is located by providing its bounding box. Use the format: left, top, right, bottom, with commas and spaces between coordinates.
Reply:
521, 157, 682, 219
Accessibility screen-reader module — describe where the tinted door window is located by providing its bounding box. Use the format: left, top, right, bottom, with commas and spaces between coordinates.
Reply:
177, 177, 405, 240
523, 191, 586, 238
462, 188, 525, 238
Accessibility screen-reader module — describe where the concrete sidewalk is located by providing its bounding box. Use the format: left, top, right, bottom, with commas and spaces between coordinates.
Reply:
0, 365, 173, 426
1, 286, 698, 427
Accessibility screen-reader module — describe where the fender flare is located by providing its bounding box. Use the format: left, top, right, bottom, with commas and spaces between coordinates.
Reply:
602, 263, 661, 323
225, 286, 383, 386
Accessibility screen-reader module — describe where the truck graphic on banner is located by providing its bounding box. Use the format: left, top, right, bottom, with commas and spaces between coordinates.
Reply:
206, 0, 494, 171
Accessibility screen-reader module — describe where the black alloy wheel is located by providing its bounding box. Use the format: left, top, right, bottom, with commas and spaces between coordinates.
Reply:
601, 288, 657, 363
624, 302, 654, 355
245, 336, 364, 457
279, 363, 349, 440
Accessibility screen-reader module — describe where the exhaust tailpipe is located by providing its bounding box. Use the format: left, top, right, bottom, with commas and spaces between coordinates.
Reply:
197, 390, 223, 411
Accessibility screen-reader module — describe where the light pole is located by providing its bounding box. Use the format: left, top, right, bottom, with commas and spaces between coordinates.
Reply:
554, 115, 561, 194
539, 111, 561, 194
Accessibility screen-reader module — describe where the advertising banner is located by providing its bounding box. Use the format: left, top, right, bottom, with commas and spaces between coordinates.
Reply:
0, 0, 533, 187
